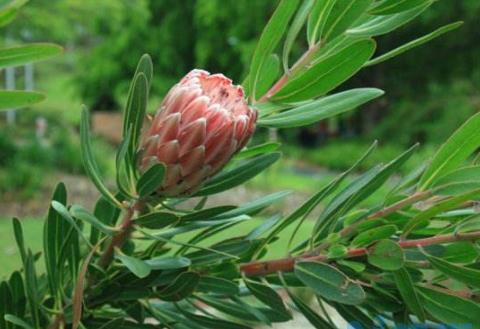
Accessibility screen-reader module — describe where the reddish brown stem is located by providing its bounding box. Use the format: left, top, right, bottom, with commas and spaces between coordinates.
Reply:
97, 204, 137, 269
257, 43, 321, 103
311, 190, 433, 255
240, 231, 480, 277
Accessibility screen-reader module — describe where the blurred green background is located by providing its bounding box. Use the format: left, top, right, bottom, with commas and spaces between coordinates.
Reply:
0, 0, 479, 274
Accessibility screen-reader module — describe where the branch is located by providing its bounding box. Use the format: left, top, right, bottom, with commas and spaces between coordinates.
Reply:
311, 190, 433, 254
257, 42, 321, 103
240, 231, 480, 277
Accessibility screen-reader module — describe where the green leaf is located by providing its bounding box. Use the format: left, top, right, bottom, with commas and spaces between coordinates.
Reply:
235, 142, 281, 160
457, 216, 480, 234
184, 239, 251, 266
259, 88, 383, 128
368, 239, 404, 271
295, 261, 366, 305
4, 315, 34, 329
80, 107, 122, 208
51, 201, 92, 247
123, 54, 152, 138
351, 225, 397, 247
180, 206, 236, 222
134, 212, 178, 229
43, 182, 68, 299
12, 218, 26, 264
158, 272, 199, 301
70, 205, 117, 235
432, 165, 480, 195
321, 0, 373, 41
314, 144, 417, 242
283, 0, 315, 71
137, 163, 165, 198
9, 271, 26, 318
115, 251, 151, 279
249, 0, 300, 100
0, 0, 28, 27
176, 307, 250, 329
347, 2, 431, 37
287, 293, 334, 328
426, 254, 480, 289
244, 278, 291, 318
0, 90, 45, 110
91, 196, 121, 245
0, 43, 62, 69
417, 286, 480, 325
392, 268, 425, 322
402, 189, 480, 238
366, 22, 463, 66
144, 256, 191, 270
272, 39, 376, 103
307, 0, 336, 45
369, 0, 429, 15
197, 296, 264, 322
196, 276, 239, 296
215, 191, 290, 219
196, 152, 281, 196
420, 113, 480, 189
255, 54, 281, 99
327, 244, 348, 259
279, 273, 334, 329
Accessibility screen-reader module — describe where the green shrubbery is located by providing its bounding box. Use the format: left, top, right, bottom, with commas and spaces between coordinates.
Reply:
0, 113, 115, 199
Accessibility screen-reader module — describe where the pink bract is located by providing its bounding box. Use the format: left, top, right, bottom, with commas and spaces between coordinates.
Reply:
140, 69, 257, 196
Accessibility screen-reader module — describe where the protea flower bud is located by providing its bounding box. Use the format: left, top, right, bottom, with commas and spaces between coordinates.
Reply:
140, 69, 257, 196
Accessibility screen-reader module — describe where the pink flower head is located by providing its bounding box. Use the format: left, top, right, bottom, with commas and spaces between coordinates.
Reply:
140, 69, 257, 196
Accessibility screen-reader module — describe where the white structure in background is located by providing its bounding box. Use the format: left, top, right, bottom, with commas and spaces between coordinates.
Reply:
5, 65, 15, 125
35, 116, 47, 144
4, 63, 35, 126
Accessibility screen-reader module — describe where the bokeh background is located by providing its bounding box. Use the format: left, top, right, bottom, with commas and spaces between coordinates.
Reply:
0, 0, 479, 275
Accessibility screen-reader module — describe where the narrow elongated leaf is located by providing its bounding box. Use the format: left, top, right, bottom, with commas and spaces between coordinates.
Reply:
427, 255, 480, 289
244, 279, 290, 317
43, 182, 68, 299
279, 273, 334, 328
51, 201, 91, 247
417, 286, 480, 325
12, 218, 26, 264
314, 144, 417, 242
0, 91, 44, 110
368, 239, 404, 271
177, 308, 250, 329
123, 54, 152, 135
369, 0, 428, 15
351, 225, 397, 247
392, 268, 425, 322
366, 22, 463, 66
145, 256, 191, 270
347, 2, 431, 37
255, 54, 281, 99
4, 315, 34, 329
181, 206, 236, 222
197, 296, 262, 322
196, 152, 281, 196
259, 88, 383, 128
249, 0, 300, 100
215, 191, 289, 219
420, 112, 480, 189
115, 251, 151, 279
283, 0, 315, 70
196, 276, 239, 296
272, 39, 376, 103
432, 166, 480, 195
134, 212, 178, 229
80, 107, 122, 207
402, 189, 480, 238
295, 261, 366, 305
0, 43, 62, 69
322, 0, 373, 41
70, 205, 117, 235
235, 142, 280, 160
307, 0, 336, 45
137, 163, 165, 197
158, 272, 199, 301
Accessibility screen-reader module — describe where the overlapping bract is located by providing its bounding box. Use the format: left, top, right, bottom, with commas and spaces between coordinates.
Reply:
140, 69, 257, 196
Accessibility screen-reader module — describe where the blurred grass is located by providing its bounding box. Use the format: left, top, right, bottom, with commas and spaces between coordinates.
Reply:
0, 217, 316, 279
